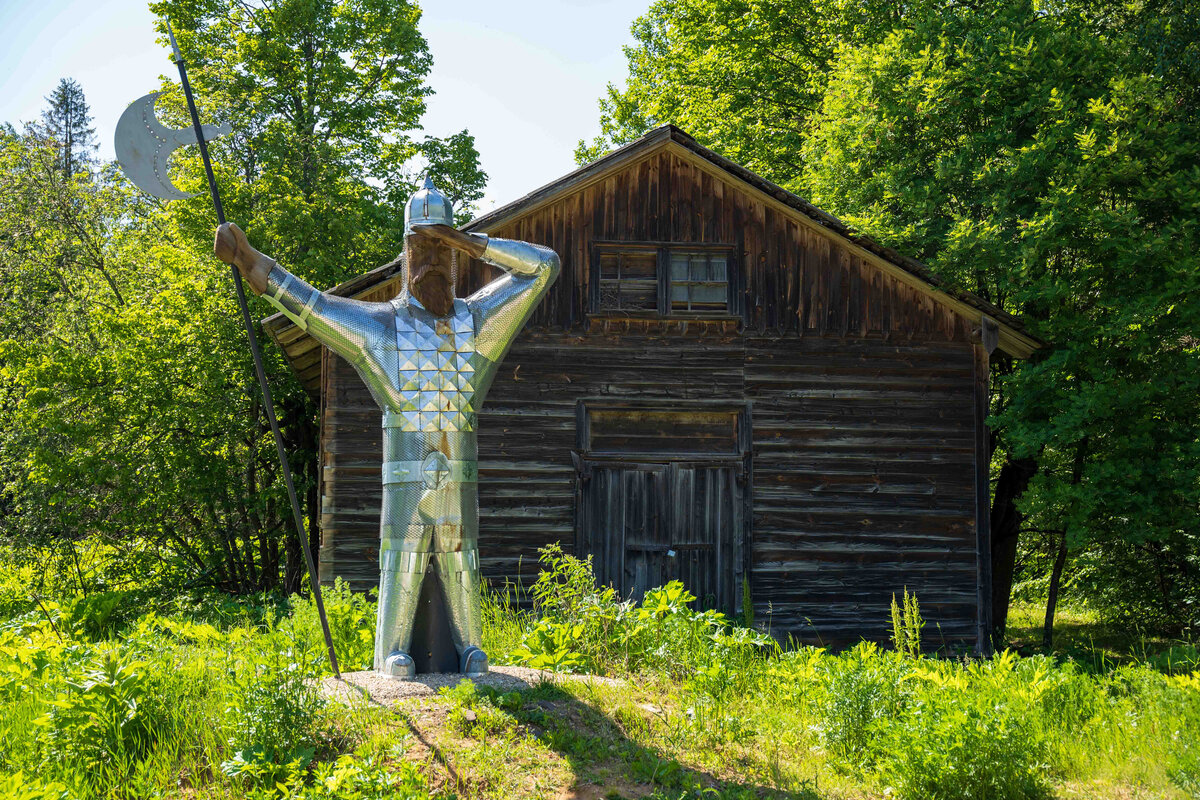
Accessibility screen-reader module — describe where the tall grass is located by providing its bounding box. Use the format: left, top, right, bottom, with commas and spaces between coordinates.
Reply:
0, 586, 443, 799
485, 545, 1200, 800
1, 545, 1197, 799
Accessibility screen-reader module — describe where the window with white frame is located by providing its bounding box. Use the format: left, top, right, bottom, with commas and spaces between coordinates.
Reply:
669, 251, 729, 314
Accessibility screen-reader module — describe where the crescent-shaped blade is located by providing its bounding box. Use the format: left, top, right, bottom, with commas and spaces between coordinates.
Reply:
114, 91, 231, 200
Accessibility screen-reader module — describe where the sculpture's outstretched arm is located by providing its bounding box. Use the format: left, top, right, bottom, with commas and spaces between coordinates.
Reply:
215, 222, 390, 366
468, 237, 561, 360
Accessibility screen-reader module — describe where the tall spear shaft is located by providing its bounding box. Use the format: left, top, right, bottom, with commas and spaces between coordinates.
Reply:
165, 21, 340, 678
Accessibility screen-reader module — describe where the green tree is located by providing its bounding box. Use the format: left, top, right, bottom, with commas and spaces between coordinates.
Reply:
0, 0, 488, 595
151, 0, 485, 282
149, 0, 486, 588
149, 0, 486, 590
574, 0, 917, 185
801, 0, 1200, 637
0, 127, 275, 594
38, 78, 97, 178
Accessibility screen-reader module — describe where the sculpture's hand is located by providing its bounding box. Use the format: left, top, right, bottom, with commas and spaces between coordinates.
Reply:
214, 222, 272, 295
410, 223, 487, 260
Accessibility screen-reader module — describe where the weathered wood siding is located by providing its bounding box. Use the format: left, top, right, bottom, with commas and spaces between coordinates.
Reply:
745, 337, 977, 643
316, 144, 983, 645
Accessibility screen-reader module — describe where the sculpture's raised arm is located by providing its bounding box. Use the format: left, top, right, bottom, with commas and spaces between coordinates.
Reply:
214, 223, 391, 367
469, 237, 560, 359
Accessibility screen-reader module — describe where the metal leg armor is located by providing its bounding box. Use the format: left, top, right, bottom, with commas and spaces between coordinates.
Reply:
436, 547, 487, 676
375, 549, 430, 678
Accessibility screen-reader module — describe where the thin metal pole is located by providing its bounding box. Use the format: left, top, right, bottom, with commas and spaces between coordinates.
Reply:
166, 20, 340, 677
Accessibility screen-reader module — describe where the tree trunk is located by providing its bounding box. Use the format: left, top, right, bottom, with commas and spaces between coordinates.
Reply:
990, 457, 1037, 644
1043, 531, 1068, 649
285, 527, 302, 594
1042, 437, 1089, 650
281, 392, 319, 595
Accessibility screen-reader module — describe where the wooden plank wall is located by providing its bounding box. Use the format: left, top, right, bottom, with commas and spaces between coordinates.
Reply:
317, 145, 982, 644
745, 337, 977, 644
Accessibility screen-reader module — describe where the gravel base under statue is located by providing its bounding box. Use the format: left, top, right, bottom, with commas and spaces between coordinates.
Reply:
321, 667, 623, 704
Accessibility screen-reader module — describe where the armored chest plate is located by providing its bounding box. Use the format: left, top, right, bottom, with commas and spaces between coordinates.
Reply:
388, 299, 481, 432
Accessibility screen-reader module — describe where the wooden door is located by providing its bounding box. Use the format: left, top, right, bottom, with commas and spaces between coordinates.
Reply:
666, 463, 743, 612
578, 460, 744, 612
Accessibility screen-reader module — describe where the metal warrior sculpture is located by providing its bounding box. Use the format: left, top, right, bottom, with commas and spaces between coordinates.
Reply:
116, 21, 558, 679
215, 184, 559, 679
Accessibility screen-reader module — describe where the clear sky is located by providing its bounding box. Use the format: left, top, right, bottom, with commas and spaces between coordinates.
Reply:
0, 0, 649, 212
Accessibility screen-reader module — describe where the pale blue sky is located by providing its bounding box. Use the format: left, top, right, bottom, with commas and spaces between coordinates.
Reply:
0, 0, 648, 211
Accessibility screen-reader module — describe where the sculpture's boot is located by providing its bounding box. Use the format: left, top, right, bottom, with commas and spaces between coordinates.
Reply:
383, 651, 415, 679
460, 646, 488, 678
436, 547, 487, 676
374, 549, 429, 679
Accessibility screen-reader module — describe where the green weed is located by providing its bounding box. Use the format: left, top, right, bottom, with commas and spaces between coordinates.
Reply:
289, 577, 376, 674
0, 549, 1196, 800
509, 545, 771, 680
222, 621, 327, 775
889, 587, 923, 658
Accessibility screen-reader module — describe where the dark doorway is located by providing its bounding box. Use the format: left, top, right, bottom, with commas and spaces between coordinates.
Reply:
574, 402, 749, 614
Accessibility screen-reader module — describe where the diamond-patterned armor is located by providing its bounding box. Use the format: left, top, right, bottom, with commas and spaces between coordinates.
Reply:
261, 235, 560, 677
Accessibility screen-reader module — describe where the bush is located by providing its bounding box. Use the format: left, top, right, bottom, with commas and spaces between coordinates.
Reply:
36, 648, 158, 776
222, 622, 326, 769
509, 544, 771, 679
814, 642, 908, 771
883, 689, 1051, 800
0, 558, 37, 620
274, 754, 444, 800
61, 590, 147, 641
1170, 736, 1200, 800
289, 577, 376, 674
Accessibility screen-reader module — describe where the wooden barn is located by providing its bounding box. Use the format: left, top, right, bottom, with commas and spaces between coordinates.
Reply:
265, 125, 1041, 651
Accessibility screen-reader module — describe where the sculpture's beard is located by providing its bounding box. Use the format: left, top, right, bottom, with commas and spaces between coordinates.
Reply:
406, 237, 455, 317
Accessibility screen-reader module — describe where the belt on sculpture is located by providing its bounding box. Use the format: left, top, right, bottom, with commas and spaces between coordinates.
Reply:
436, 549, 479, 573
262, 269, 318, 331
381, 457, 477, 487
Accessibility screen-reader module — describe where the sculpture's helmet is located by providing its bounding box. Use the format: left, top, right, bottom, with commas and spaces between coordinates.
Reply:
404, 176, 455, 234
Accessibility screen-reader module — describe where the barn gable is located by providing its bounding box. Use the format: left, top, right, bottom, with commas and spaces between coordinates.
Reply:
267, 125, 1039, 396
265, 126, 1043, 652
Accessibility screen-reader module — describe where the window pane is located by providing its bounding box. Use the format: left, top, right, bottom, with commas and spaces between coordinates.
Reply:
623, 252, 657, 279
666, 249, 731, 314
670, 254, 690, 282
599, 283, 621, 308
710, 258, 727, 282
597, 249, 657, 312
599, 254, 621, 280
692, 284, 726, 304
623, 279, 658, 310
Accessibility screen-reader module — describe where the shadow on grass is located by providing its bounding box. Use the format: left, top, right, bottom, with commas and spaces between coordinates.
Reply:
405, 672, 826, 800
530, 683, 823, 799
